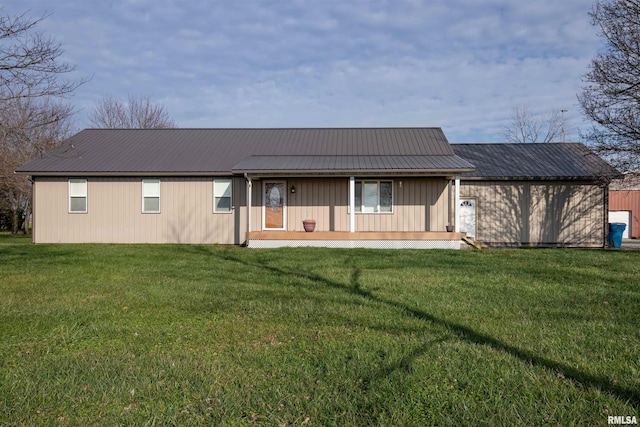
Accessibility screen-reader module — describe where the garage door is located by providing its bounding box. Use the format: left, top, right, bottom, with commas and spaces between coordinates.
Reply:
609, 211, 630, 239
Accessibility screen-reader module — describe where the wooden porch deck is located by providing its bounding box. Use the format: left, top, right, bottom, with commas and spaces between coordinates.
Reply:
249, 231, 463, 240
247, 231, 466, 249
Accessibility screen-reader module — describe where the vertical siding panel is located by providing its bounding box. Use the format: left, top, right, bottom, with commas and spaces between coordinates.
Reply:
195, 179, 203, 243
183, 178, 191, 243
88, 179, 98, 242
317, 180, 324, 231
253, 181, 261, 231
338, 179, 347, 232
404, 179, 411, 232
427, 179, 434, 232
117, 179, 128, 243
396, 180, 404, 231
180, 178, 188, 243
310, 179, 317, 229
311, 180, 318, 229
316, 179, 323, 231
321, 180, 329, 231
132, 179, 139, 243
416, 179, 422, 231
182, 178, 189, 243
191, 178, 200, 243
161, 178, 170, 243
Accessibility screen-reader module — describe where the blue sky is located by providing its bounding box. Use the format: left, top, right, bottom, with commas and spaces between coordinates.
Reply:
9, 0, 600, 142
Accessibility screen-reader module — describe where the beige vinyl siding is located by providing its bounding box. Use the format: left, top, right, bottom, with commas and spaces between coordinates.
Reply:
265, 177, 449, 232
33, 177, 246, 244
460, 180, 605, 247
33, 176, 451, 243
287, 178, 349, 231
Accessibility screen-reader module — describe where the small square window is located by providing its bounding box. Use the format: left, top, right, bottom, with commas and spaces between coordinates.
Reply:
214, 179, 233, 213
142, 179, 160, 213
69, 179, 87, 213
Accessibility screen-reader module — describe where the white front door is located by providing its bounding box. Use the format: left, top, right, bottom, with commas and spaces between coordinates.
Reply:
459, 198, 477, 239
263, 181, 286, 230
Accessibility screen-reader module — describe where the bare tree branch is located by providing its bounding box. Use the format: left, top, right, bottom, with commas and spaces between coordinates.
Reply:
0, 10, 89, 102
89, 95, 177, 129
0, 97, 74, 234
579, 0, 640, 172
501, 106, 569, 143
0, 9, 83, 234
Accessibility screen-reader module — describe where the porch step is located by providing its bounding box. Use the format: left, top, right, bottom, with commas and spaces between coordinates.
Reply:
461, 235, 483, 249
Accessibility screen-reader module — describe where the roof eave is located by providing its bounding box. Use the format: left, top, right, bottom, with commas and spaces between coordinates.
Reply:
460, 175, 619, 181
19, 171, 235, 177
232, 168, 476, 177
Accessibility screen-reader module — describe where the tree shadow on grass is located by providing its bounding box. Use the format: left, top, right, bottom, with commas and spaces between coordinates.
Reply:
210, 249, 640, 408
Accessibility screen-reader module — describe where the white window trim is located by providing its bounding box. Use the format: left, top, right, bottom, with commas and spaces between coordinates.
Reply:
68, 179, 88, 213
354, 179, 394, 214
213, 178, 233, 213
142, 179, 161, 214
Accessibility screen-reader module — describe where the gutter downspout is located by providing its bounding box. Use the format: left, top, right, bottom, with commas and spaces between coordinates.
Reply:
245, 174, 252, 245
454, 175, 461, 232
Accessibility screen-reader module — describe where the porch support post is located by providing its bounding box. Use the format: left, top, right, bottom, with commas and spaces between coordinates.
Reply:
349, 176, 355, 233
245, 174, 252, 240
454, 175, 460, 232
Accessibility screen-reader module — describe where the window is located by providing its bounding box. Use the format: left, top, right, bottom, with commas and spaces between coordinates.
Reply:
214, 179, 232, 213
69, 179, 87, 213
354, 180, 393, 213
142, 179, 160, 213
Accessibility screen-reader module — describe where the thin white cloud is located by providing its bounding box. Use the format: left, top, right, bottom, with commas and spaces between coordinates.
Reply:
14, 0, 599, 141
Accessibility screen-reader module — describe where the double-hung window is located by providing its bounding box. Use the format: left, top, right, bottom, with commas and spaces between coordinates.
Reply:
69, 179, 87, 213
354, 180, 393, 213
214, 179, 232, 213
142, 179, 161, 213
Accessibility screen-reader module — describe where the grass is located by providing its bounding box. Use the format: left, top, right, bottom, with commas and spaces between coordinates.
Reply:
0, 234, 639, 425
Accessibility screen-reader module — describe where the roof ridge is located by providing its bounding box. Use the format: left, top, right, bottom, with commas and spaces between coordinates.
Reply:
83, 127, 444, 131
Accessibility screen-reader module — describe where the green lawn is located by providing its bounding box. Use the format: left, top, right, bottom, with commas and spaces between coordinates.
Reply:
0, 235, 639, 426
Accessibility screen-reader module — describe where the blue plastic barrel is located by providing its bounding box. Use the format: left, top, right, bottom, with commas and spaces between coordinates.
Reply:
608, 223, 626, 248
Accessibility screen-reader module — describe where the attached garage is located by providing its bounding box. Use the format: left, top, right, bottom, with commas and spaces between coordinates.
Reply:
452, 143, 621, 248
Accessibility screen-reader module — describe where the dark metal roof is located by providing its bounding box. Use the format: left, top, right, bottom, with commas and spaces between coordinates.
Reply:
232, 155, 475, 175
452, 142, 621, 180
17, 128, 459, 175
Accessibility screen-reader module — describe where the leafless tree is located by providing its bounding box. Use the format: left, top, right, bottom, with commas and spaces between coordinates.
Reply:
0, 97, 73, 234
0, 10, 87, 102
0, 9, 84, 234
89, 95, 177, 128
578, 0, 640, 173
501, 106, 569, 143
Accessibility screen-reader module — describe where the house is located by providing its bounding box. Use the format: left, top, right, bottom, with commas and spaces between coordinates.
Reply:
16, 128, 619, 248
609, 173, 640, 239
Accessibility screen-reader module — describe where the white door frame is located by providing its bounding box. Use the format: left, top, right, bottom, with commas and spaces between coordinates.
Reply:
459, 198, 477, 239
